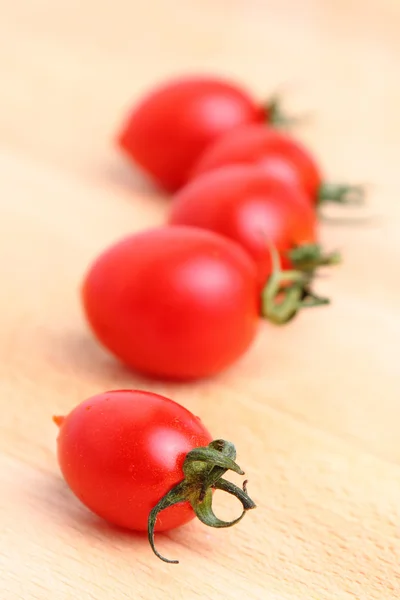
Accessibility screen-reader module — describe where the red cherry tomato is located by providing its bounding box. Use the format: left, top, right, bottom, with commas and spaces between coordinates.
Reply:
55, 390, 212, 532
169, 165, 317, 288
190, 124, 360, 206
82, 226, 259, 380
117, 76, 275, 193
189, 125, 320, 200
54, 390, 256, 563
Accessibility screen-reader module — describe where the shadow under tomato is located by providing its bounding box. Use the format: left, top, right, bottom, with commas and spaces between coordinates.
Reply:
99, 154, 166, 200
39, 472, 149, 548
45, 327, 201, 396
44, 471, 201, 563
46, 328, 149, 384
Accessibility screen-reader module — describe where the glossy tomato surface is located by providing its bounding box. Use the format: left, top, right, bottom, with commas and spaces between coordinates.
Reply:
190, 124, 322, 202
82, 226, 259, 380
169, 166, 317, 287
55, 390, 212, 532
117, 76, 264, 192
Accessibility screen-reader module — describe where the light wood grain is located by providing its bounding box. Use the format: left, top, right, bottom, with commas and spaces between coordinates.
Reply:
1, 1, 400, 598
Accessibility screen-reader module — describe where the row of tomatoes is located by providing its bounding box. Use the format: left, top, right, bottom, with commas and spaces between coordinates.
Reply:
83, 75, 357, 382
55, 75, 361, 564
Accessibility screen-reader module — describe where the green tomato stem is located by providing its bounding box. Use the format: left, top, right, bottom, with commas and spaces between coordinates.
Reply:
265, 96, 295, 128
265, 95, 312, 128
261, 243, 330, 324
318, 183, 365, 206
288, 243, 341, 273
147, 439, 256, 564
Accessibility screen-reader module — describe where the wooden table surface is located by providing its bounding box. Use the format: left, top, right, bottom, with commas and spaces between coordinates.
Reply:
1, 1, 400, 598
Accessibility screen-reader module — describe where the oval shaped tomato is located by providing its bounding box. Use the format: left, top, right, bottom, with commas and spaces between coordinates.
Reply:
169, 165, 317, 288
54, 390, 257, 563
190, 124, 324, 203
55, 390, 213, 532
117, 76, 268, 192
82, 226, 259, 380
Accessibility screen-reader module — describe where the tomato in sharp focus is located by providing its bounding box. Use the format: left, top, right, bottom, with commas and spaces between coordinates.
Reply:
82, 226, 260, 381
169, 165, 318, 289
55, 390, 212, 532
189, 124, 361, 206
54, 390, 256, 564
117, 75, 283, 193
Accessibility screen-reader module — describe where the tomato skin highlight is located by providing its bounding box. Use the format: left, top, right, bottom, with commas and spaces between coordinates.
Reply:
55, 390, 212, 532
117, 76, 265, 192
82, 226, 259, 380
169, 166, 317, 288
189, 124, 322, 202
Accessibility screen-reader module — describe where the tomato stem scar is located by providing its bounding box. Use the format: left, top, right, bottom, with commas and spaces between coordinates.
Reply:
52, 415, 65, 427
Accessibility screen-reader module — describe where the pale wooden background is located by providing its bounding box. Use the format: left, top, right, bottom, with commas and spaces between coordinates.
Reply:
1, 1, 400, 598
